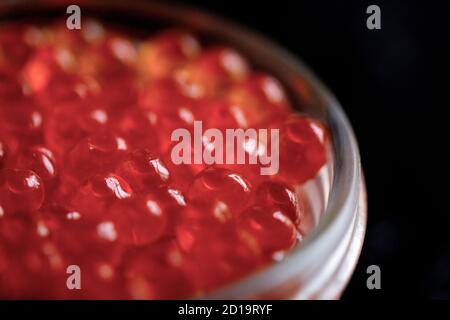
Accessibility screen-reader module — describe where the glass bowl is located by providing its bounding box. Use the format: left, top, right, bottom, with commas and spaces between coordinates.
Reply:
0, 0, 367, 299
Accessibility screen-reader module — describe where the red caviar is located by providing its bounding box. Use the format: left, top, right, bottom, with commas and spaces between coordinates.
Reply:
0, 19, 328, 299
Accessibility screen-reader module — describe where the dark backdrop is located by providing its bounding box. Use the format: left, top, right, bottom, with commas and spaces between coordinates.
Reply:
179, 0, 449, 299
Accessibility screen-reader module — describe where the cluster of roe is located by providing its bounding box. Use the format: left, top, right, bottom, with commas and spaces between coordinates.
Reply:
0, 19, 328, 299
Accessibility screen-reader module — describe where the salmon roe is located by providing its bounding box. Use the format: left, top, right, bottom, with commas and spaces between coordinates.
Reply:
0, 19, 328, 299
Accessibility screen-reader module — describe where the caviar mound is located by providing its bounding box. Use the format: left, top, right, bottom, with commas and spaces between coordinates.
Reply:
0, 19, 328, 299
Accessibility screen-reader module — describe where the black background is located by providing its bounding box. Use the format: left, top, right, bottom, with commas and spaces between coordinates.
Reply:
179, 0, 449, 299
